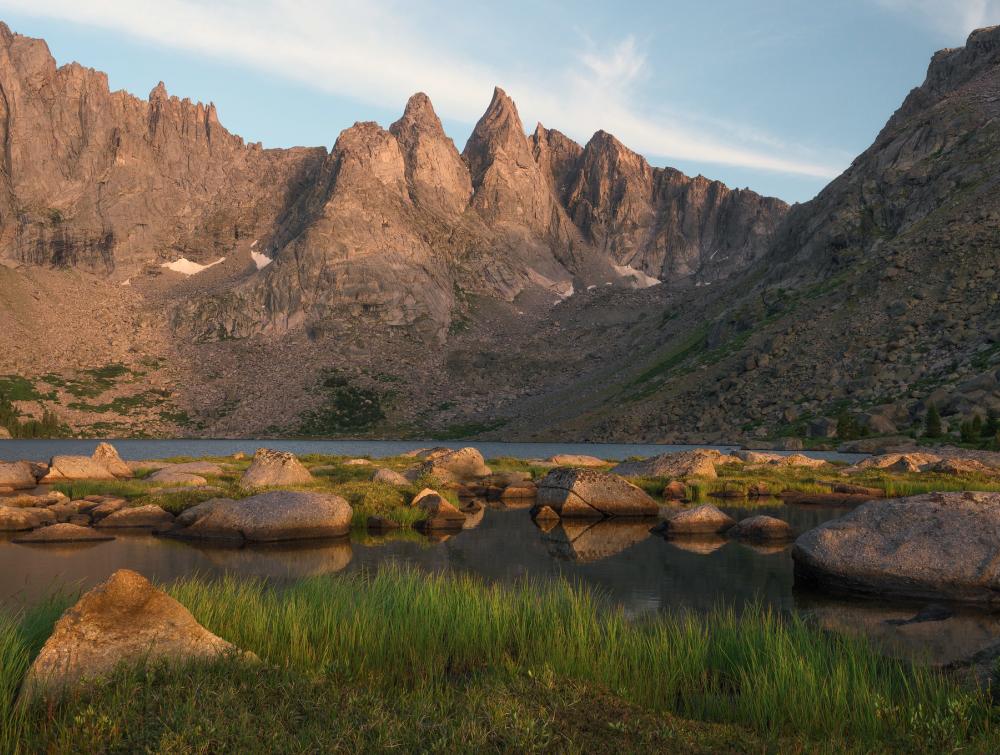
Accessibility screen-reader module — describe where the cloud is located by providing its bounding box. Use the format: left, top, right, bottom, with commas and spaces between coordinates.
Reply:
0, 0, 842, 179
873, 0, 1000, 38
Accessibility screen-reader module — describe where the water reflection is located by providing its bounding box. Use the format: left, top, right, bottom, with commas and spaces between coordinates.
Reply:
542, 519, 654, 562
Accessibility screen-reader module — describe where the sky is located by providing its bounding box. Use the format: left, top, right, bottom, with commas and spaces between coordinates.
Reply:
0, 1, 997, 203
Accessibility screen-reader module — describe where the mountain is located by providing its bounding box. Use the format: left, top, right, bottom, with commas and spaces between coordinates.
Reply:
508, 25, 1000, 444
4, 21, 998, 445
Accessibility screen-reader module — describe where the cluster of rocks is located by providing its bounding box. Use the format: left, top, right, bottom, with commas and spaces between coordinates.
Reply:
651, 504, 793, 544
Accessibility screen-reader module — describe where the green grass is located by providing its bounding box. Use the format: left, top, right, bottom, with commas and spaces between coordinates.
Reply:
0, 568, 994, 752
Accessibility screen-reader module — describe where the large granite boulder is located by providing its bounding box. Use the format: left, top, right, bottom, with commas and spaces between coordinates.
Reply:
793, 492, 1000, 605
148, 468, 208, 486
412, 488, 466, 531
418, 447, 491, 483
656, 504, 736, 535
371, 468, 410, 486
535, 469, 657, 518
162, 491, 351, 543
239, 449, 313, 489
0, 506, 57, 531
729, 515, 793, 542
40, 443, 133, 482
612, 449, 727, 479
0, 461, 37, 489
23, 569, 245, 696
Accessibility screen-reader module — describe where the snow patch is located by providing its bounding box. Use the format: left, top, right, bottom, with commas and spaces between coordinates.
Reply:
251, 250, 273, 270
614, 264, 661, 289
161, 257, 225, 276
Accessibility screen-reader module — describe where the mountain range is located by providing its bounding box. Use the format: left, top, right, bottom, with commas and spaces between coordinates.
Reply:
1, 21, 998, 444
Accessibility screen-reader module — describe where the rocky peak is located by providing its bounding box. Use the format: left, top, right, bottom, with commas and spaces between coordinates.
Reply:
328, 121, 409, 202
149, 80, 168, 102
462, 86, 532, 188
530, 124, 583, 197
389, 92, 471, 216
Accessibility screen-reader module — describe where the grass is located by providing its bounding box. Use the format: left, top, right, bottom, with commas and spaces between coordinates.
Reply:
0, 568, 994, 752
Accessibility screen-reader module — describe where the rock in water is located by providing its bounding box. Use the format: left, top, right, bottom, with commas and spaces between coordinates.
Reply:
728, 515, 793, 542
657, 504, 736, 535
535, 469, 657, 518
793, 492, 1000, 605
412, 488, 466, 531
14, 523, 114, 543
0, 461, 37, 489
23, 569, 244, 696
239, 449, 313, 489
162, 491, 351, 543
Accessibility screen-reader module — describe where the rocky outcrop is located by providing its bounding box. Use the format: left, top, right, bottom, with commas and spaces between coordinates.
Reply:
418, 447, 491, 483
411, 488, 466, 531
612, 450, 728, 479
239, 449, 313, 489
0, 460, 36, 489
535, 468, 657, 517
793, 492, 1000, 605
163, 491, 351, 542
23, 569, 245, 696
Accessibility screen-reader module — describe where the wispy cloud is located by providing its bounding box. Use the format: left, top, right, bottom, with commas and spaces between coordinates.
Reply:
0, 0, 842, 179
873, 0, 1000, 38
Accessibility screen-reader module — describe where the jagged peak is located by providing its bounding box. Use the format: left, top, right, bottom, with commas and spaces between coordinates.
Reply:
149, 81, 168, 102
475, 86, 524, 135
390, 92, 446, 138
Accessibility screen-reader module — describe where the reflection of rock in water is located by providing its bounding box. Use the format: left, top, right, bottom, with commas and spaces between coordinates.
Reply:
737, 541, 790, 556
543, 519, 654, 562
189, 539, 353, 579
461, 504, 485, 530
799, 598, 1000, 667
13, 541, 106, 557
664, 536, 729, 556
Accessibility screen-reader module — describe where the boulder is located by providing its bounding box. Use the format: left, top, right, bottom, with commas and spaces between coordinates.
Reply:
161, 461, 226, 476
418, 447, 490, 483
403, 447, 453, 459
148, 469, 208, 486
48, 501, 82, 522
536, 469, 657, 518
545, 454, 606, 467
793, 492, 1000, 605
844, 452, 941, 474
735, 451, 826, 468
612, 449, 724, 479
162, 491, 351, 543
86, 499, 126, 519
500, 481, 537, 500
663, 480, 687, 499
412, 488, 466, 531
14, 523, 115, 543
929, 458, 993, 475
239, 449, 313, 489
656, 504, 736, 535
371, 468, 410, 486
0, 461, 37, 489
97, 505, 174, 529
729, 515, 793, 542
91, 442, 133, 478
0, 506, 56, 531
23, 569, 245, 696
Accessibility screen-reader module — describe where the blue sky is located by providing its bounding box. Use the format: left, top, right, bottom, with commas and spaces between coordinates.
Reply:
1, 1, 997, 202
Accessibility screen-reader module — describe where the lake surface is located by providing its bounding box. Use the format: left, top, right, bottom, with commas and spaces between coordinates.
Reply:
1, 498, 994, 666
0, 438, 867, 464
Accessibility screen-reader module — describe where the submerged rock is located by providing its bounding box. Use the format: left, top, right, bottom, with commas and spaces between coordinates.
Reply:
239, 449, 313, 489
162, 491, 351, 543
793, 492, 1000, 605
536, 469, 657, 518
14, 523, 115, 543
23, 569, 246, 697
97, 504, 174, 529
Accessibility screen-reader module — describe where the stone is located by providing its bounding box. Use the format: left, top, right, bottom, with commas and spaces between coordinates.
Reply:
148, 469, 208, 486
162, 491, 351, 543
729, 515, 793, 542
91, 442, 133, 478
657, 504, 736, 535
412, 489, 466, 531
929, 458, 993, 475
532, 505, 560, 522
663, 480, 687, 499
500, 481, 537, 499
40, 455, 117, 483
97, 504, 174, 528
23, 569, 245, 696
239, 449, 313, 489
418, 447, 491, 483
545, 454, 606, 467
0, 461, 37, 489
87, 499, 126, 519
14, 523, 115, 543
0, 505, 56, 531
160, 461, 226, 476
844, 452, 942, 474
371, 468, 410, 486
344, 458, 372, 466
612, 450, 725, 479
793, 492, 1000, 605
536, 469, 658, 518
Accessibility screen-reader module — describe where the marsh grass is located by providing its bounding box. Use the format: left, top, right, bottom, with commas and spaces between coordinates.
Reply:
0, 568, 994, 751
